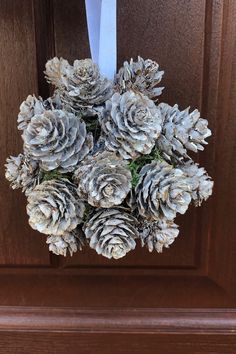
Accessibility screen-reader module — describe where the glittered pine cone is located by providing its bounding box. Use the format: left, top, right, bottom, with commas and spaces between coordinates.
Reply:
84, 208, 138, 259
5, 153, 41, 195
99, 91, 163, 159
139, 219, 179, 253
22, 109, 93, 173
45, 57, 113, 113
73, 151, 132, 208
135, 161, 192, 221
157, 103, 212, 162
27, 179, 85, 235
115, 56, 164, 100
46, 228, 86, 257
179, 161, 213, 206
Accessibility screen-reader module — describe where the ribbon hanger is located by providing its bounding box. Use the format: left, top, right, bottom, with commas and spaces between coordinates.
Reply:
85, 0, 117, 80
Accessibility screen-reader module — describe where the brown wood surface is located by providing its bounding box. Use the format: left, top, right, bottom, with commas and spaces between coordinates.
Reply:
0, 0, 236, 352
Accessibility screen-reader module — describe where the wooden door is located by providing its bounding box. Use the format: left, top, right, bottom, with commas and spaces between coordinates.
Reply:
0, 0, 236, 353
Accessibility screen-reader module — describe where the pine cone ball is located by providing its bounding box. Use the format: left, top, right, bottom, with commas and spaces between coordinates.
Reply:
45, 57, 113, 113
73, 152, 132, 208
46, 228, 86, 257
115, 56, 164, 100
179, 161, 213, 206
84, 209, 138, 259
135, 161, 192, 221
18, 95, 46, 130
99, 91, 163, 159
27, 179, 85, 235
5, 154, 41, 195
157, 103, 212, 162
140, 219, 179, 253
22, 109, 93, 173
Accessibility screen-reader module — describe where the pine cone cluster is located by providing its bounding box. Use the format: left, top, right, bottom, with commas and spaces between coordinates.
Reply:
5, 55, 213, 258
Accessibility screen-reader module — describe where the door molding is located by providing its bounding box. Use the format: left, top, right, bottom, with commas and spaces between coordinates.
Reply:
0, 307, 235, 334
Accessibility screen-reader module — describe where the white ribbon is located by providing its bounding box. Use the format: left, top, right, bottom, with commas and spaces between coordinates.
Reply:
85, 0, 117, 80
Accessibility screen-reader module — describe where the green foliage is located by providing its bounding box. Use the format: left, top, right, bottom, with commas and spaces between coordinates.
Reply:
128, 147, 163, 188
83, 203, 94, 222
128, 161, 140, 188
83, 115, 101, 141
42, 170, 70, 182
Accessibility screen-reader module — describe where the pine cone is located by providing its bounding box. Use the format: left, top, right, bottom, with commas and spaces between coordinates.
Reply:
43, 90, 63, 111
115, 56, 164, 100
18, 95, 46, 130
44, 57, 71, 89
157, 103, 212, 162
46, 228, 86, 257
140, 219, 179, 253
5, 154, 41, 195
84, 208, 138, 259
99, 91, 162, 159
22, 109, 93, 173
45, 57, 113, 113
73, 151, 131, 208
179, 161, 213, 206
27, 179, 85, 235
135, 161, 192, 220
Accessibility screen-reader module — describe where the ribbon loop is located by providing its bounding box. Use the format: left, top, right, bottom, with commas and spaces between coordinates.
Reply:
85, 0, 117, 80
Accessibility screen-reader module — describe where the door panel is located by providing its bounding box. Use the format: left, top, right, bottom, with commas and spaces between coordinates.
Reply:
0, 0, 236, 352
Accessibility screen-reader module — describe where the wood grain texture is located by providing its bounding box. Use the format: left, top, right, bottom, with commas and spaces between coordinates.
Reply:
207, 0, 236, 295
0, 332, 235, 354
0, 0, 50, 265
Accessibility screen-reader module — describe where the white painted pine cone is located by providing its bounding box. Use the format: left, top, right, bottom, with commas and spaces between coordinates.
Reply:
99, 91, 163, 159
5, 154, 41, 195
84, 208, 138, 259
140, 219, 179, 253
18, 95, 46, 130
45, 57, 113, 113
179, 161, 213, 206
116, 56, 164, 100
157, 103, 212, 162
27, 179, 85, 235
46, 228, 86, 257
135, 161, 192, 221
22, 109, 93, 173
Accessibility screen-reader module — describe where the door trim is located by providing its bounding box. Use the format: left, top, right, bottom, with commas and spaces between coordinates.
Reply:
0, 307, 235, 334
